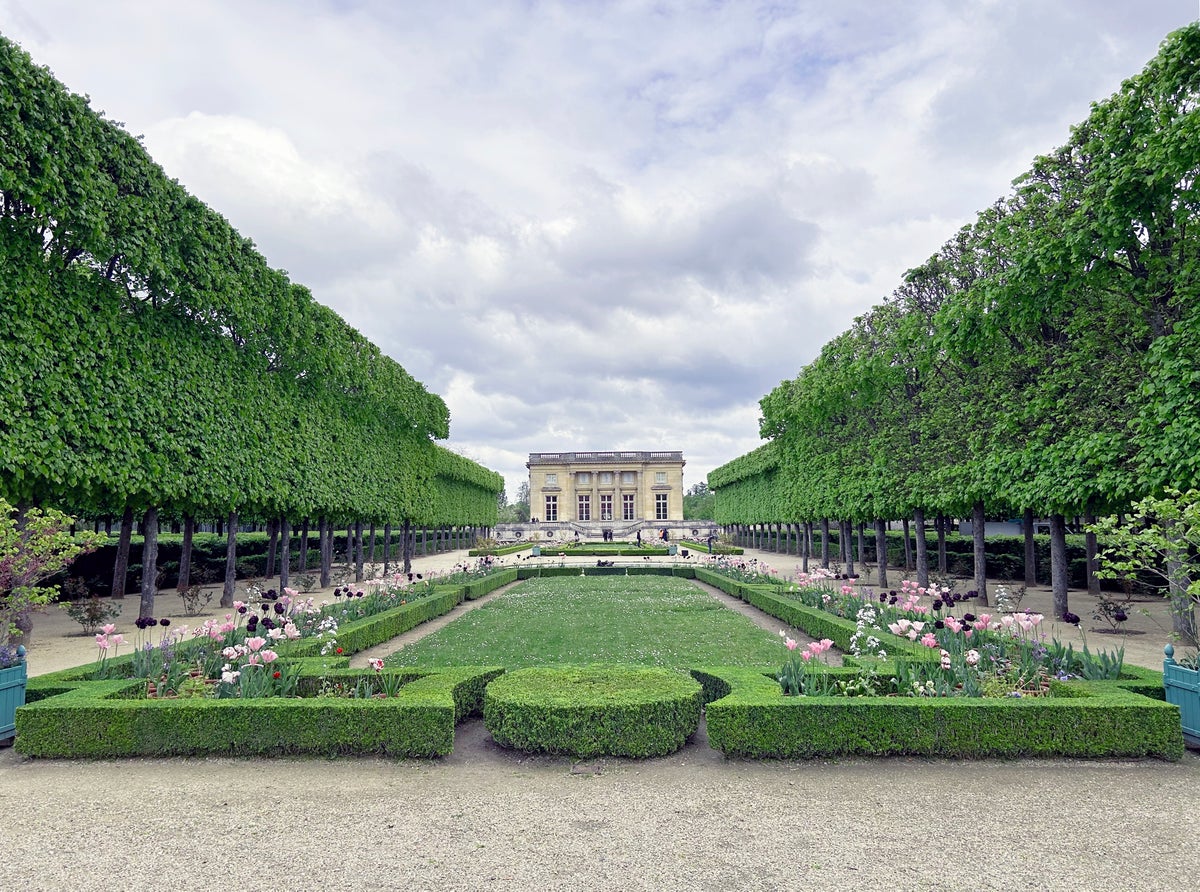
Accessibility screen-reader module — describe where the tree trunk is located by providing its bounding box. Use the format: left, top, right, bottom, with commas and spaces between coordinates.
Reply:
404, 520, 414, 573
221, 511, 237, 608
382, 522, 392, 574
300, 517, 310, 571
139, 506, 158, 619
875, 519, 888, 588
279, 517, 290, 590
972, 500, 988, 606
177, 513, 195, 592
1084, 512, 1101, 596
355, 519, 364, 583
1023, 507, 1037, 588
914, 507, 929, 588
902, 517, 912, 571
820, 519, 830, 569
369, 522, 377, 570
319, 516, 331, 589
843, 520, 854, 575
265, 517, 279, 580
936, 513, 947, 575
1049, 513, 1069, 619
111, 505, 134, 599
801, 521, 811, 573
856, 522, 866, 576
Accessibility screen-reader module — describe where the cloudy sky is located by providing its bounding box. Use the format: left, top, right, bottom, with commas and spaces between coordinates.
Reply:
3, 1, 1196, 498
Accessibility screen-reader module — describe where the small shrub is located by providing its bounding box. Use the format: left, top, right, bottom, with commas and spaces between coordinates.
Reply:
179, 584, 213, 617
61, 594, 122, 635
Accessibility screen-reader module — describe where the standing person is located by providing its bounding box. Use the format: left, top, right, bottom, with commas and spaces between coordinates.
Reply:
707, 534, 715, 554
636, 530, 642, 546
661, 528, 668, 543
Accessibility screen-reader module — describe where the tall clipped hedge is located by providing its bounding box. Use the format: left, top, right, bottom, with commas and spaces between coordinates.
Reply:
0, 34, 501, 530
710, 25, 1200, 576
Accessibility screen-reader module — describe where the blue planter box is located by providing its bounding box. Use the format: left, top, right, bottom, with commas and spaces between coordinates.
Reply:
1164, 645, 1199, 749
1, 660, 27, 742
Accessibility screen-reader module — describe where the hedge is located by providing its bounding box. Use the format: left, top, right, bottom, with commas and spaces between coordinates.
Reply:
694, 666, 1183, 759
483, 665, 703, 757
516, 565, 698, 579
16, 666, 504, 758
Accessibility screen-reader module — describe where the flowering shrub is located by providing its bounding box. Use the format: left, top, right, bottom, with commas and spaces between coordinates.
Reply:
702, 555, 780, 585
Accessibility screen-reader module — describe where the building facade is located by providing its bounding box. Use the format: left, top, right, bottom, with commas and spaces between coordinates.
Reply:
527, 451, 685, 527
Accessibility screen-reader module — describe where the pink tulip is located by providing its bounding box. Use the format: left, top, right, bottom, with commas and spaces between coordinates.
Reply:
785, 638, 798, 651
246, 636, 267, 652
261, 650, 278, 664
102, 624, 117, 635
920, 632, 938, 648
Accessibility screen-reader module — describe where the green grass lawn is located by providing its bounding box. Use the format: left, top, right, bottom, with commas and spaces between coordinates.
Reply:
384, 575, 784, 670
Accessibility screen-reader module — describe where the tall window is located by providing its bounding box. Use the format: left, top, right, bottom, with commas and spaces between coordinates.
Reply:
655, 493, 668, 520
622, 493, 636, 521
600, 494, 613, 521
577, 494, 591, 521
544, 495, 558, 522
655, 471, 667, 484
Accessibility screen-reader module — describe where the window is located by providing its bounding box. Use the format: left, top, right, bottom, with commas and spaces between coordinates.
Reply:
544, 495, 558, 522
655, 472, 667, 485
622, 493, 636, 521
545, 473, 558, 485
599, 472, 613, 485
655, 493, 668, 520
621, 471, 636, 485
577, 472, 591, 485
600, 494, 613, 521
578, 494, 591, 521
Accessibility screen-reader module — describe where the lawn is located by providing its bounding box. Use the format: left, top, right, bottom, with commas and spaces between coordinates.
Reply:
385, 575, 784, 670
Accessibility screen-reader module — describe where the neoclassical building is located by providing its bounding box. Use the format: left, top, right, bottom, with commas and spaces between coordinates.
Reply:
527, 451, 685, 527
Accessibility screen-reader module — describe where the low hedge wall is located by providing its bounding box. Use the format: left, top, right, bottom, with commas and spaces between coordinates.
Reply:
516, 566, 697, 579
484, 665, 703, 757
16, 666, 505, 758
469, 543, 533, 557
693, 667, 1183, 759
463, 567, 518, 598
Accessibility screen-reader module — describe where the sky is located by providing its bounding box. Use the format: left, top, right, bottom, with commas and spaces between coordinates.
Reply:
2, 0, 1197, 500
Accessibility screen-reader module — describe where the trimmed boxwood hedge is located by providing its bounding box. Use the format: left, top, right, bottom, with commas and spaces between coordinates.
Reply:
484, 665, 703, 757
515, 565, 697, 579
469, 543, 534, 557
693, 666, 1183, 760
16, 666, 504, 758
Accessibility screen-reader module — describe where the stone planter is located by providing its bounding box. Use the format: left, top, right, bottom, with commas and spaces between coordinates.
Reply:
1164, 644, 1199, 748
1, 650, 28, 743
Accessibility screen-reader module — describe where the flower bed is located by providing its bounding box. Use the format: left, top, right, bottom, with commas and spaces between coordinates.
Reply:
484, 665, 703, 757
16, 665, 503, 758
695, 666, 1183, 759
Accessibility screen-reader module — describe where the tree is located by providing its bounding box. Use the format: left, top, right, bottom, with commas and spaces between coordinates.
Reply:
684, 482, 716, 520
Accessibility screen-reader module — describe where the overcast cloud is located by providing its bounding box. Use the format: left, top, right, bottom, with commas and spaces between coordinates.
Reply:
2, 0, 1196, 497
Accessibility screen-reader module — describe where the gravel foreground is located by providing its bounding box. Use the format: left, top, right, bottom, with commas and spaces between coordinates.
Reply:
2, 723, 1198, 892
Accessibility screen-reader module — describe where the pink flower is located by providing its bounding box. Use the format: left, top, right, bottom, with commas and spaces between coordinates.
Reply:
222, 646, 240, 660
101, 624, 117, 635
369, 658, 384, 672
785, 638, 798, 651
920, 632, 938, 648
94, 634, 109, 650
940, 649, 951, 670
246, 636, 267, 652
261, 650, 278, 664
110, 634, 124, 647
801, 651, 812, 661
965, 649, 980, 666
284, 587, 298, 598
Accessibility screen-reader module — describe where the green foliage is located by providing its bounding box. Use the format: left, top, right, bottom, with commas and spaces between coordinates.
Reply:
697, 666, 1183, 759
15, 666, 502, 758
711, 24, 1200, 529
483, 665, 703, 757
0, 35, 500, 529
